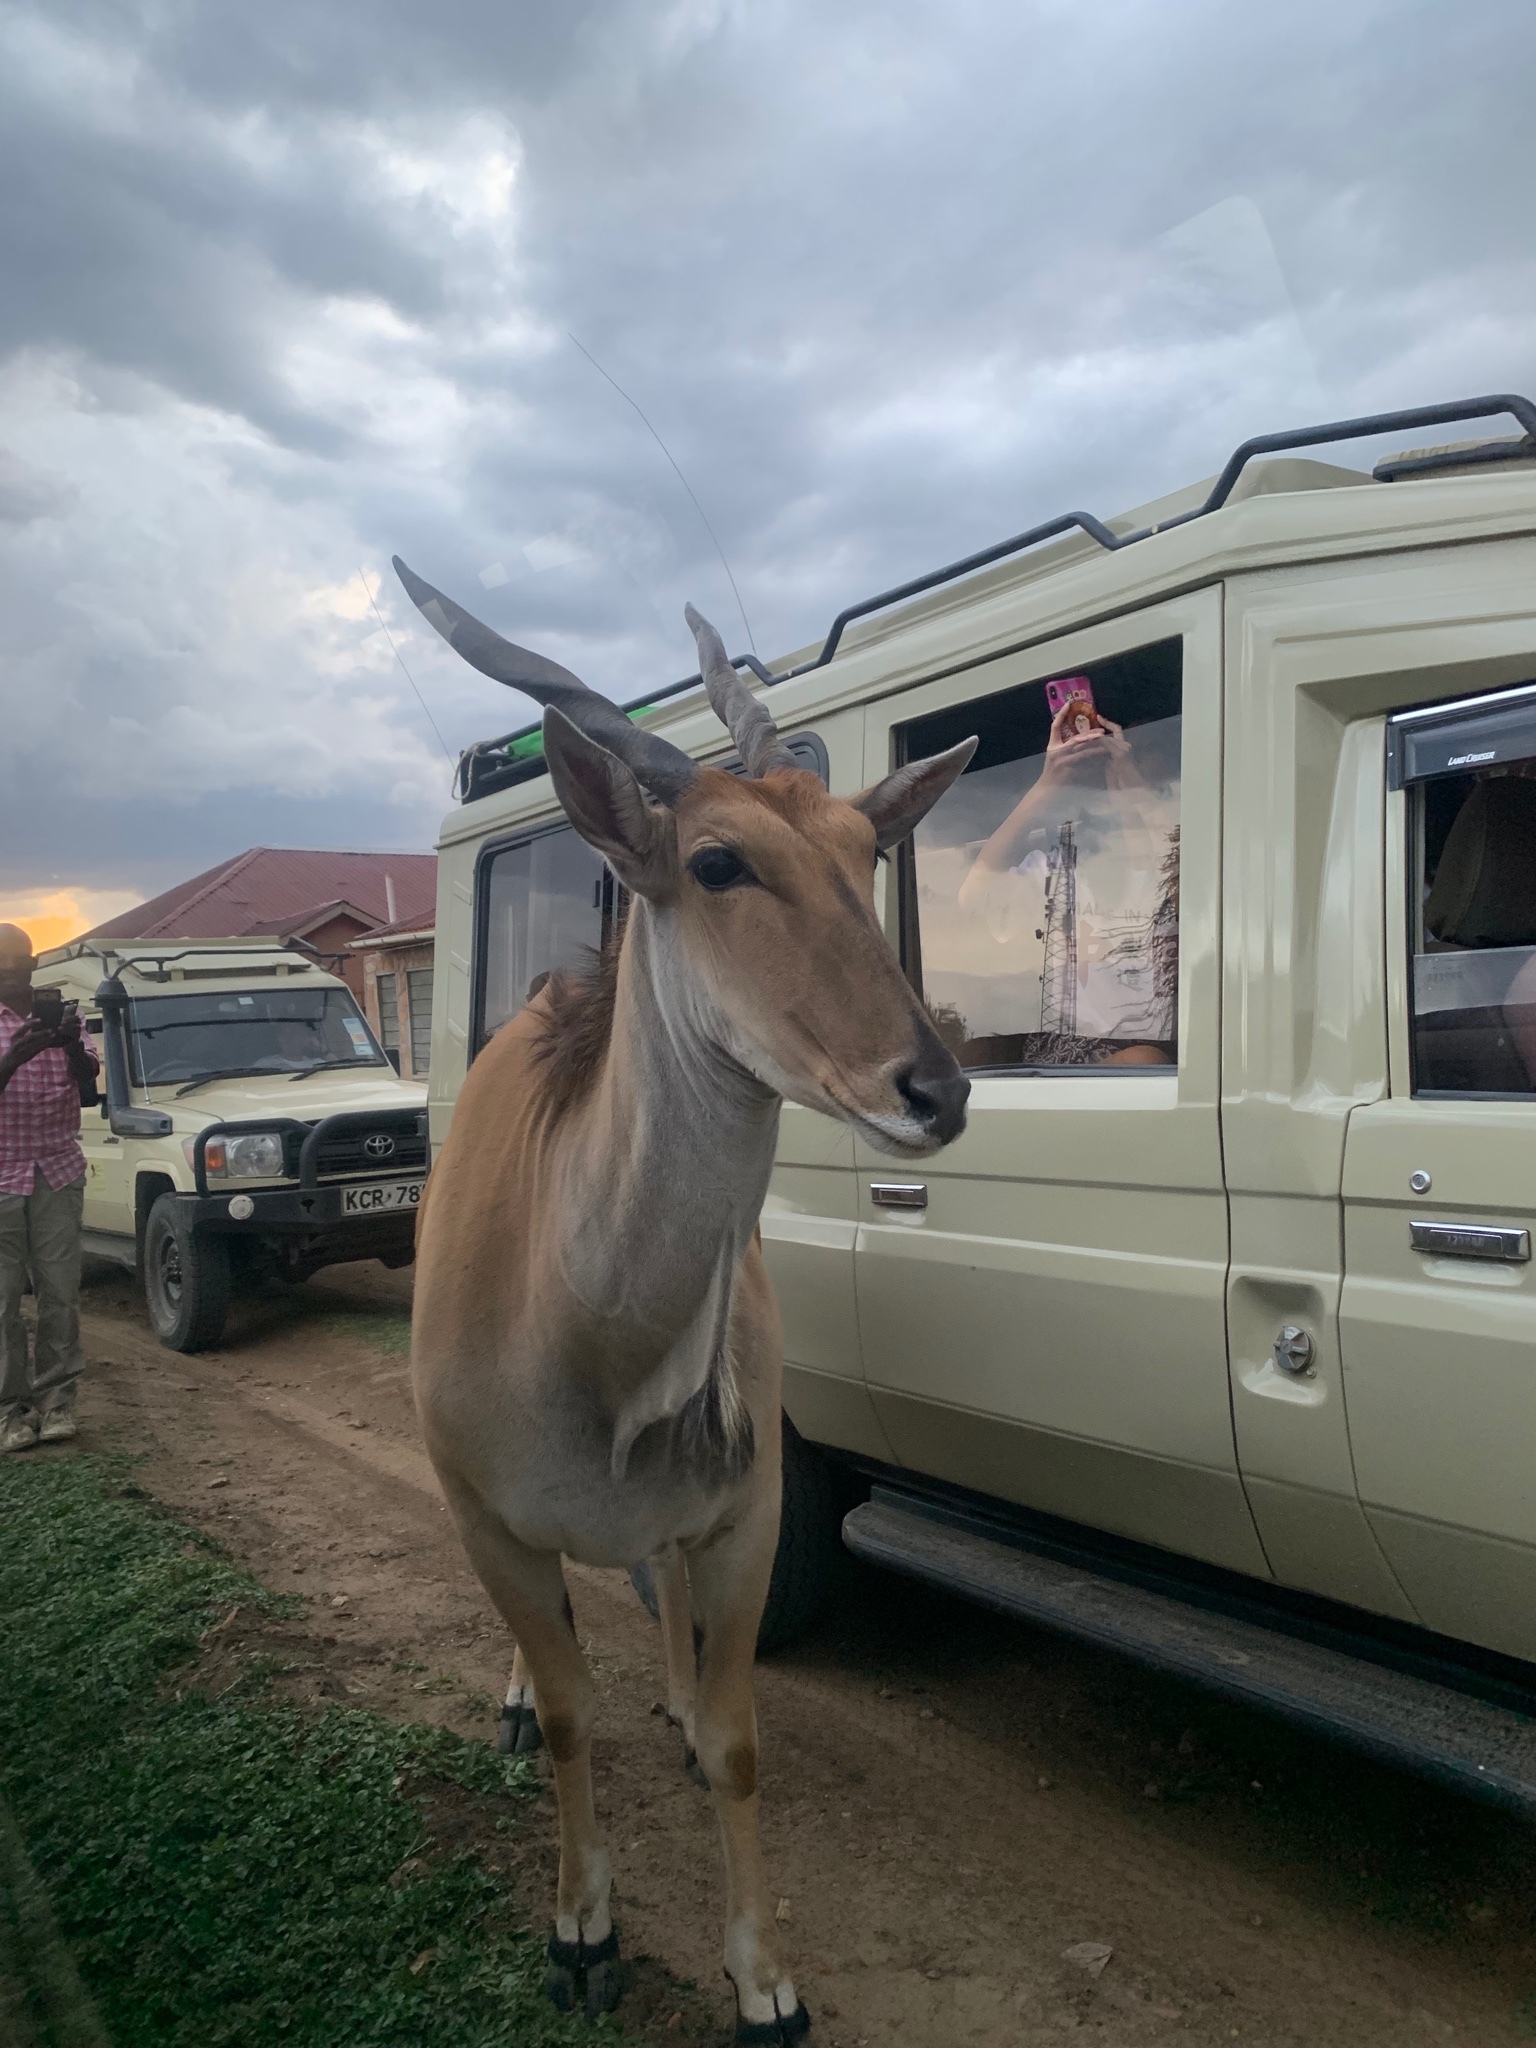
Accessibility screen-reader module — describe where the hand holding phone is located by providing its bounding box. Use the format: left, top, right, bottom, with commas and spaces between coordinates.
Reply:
1044, 674, 1102, 737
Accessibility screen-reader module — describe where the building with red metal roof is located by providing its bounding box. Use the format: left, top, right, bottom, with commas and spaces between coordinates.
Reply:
80, 847, 436, 1000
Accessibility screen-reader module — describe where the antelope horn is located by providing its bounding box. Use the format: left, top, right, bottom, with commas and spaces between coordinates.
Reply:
684, 603, 798, 779
392, 557, 698, 806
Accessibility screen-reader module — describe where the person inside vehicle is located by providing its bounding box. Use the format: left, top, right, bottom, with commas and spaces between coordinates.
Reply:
0, 924, 101, 1452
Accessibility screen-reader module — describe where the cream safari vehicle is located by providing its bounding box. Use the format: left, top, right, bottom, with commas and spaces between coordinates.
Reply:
37, 939, 427, 1352
427, 396, 1536, 1812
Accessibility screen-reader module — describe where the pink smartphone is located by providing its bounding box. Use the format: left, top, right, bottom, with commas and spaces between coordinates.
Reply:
1045, 674, 1101, 734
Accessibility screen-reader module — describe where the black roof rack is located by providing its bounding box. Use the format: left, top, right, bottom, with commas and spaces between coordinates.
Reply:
458, 392, 1536, 804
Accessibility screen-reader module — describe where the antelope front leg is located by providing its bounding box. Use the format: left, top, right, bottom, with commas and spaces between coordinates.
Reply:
446, 1489, 621, 2018
651, 1544, 706, 1783
687, 1511, 808, 2045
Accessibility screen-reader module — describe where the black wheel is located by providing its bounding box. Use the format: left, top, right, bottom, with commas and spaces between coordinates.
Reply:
629, 1413, 843, 1654
143, 1195, 231, 1353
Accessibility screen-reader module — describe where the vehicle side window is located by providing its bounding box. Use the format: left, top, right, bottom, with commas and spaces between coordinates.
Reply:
1396, 685, 1536, 1096
896, 638, 1183, 1072
476, 827, 611, 1048
472, 738, 822, 1052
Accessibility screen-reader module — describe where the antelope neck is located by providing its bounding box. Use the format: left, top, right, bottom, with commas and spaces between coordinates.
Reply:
555, 898, 781, 1347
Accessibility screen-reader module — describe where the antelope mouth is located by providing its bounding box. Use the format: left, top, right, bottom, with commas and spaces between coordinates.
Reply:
830, 1065, 972, 1156
846, 1107, 958, 1158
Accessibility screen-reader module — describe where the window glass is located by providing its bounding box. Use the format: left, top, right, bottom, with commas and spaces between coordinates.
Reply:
129, 987, 383, 1086
477, 827, 609, 1045
897, 639, 1182, 1071
1407, 719, 1536, 1095
407, 969, 434, 1077
376, 973, 400, 1053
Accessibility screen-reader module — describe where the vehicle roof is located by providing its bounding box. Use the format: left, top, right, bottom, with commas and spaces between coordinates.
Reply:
36, 939, 351, 1002
439, 445, 1536, 852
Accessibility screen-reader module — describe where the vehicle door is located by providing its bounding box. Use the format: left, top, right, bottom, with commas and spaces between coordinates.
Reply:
852, 588, 1268, 1573
1341, 671, 1536, 1661
78, 1009, 127, 1241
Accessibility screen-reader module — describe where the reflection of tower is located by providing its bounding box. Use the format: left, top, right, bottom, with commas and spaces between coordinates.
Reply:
1038, 821, 1078, 1035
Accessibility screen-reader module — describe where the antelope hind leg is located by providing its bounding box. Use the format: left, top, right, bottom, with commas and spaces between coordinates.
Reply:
650, 1544, 706, 1784
498, 1643, 544, 1755
446, 1490, 622, 2017
686, 1506, 808, 2045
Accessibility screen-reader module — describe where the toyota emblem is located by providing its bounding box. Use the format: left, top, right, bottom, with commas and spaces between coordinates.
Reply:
363, 1133, 396, 1160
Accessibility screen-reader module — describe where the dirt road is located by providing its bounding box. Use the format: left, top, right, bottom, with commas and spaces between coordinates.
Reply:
64, 1258, 1536, 2046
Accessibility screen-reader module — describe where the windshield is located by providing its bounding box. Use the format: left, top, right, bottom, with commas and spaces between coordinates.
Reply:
128, 986, 385, 1087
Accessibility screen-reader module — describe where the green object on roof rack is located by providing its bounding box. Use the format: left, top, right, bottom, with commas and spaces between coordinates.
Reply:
502, 705, 651, 762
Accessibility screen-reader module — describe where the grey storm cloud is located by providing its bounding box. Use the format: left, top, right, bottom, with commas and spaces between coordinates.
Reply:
2, 0, 1535, 899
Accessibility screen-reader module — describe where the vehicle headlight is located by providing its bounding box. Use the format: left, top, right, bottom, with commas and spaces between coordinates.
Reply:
206, 1132, 286, 1179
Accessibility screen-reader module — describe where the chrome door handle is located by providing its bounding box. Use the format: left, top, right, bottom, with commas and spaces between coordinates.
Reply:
870, 1182, 927, 1210
1409, 1220, 1531, 1263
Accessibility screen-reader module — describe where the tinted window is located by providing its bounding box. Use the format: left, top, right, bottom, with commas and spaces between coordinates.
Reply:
897, 639, 1182, 1071
129, 987, 382, 1086
1404, 696, 1536, 1094
471, 736, 820, 1050
477, 827, 610, 1046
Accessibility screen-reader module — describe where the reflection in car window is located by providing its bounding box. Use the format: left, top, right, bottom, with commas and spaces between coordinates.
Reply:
897, 639, 1182, 1071
1411, 748, 1536, 1095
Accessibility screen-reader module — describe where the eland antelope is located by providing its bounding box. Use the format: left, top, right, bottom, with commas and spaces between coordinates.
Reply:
396, 557, 974, 2043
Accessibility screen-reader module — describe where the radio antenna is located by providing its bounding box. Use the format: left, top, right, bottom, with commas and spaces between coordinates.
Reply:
567, 332, 758, 657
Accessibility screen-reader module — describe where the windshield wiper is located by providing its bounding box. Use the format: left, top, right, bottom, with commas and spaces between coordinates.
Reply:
288, 1057, 385, 1082
172, 1066, 285, 1097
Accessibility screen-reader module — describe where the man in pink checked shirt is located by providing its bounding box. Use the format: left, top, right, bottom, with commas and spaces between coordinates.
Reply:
0, 924, 100, 1453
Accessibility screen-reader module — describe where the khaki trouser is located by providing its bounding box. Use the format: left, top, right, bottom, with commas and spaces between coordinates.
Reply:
0, 1175, 85, 1422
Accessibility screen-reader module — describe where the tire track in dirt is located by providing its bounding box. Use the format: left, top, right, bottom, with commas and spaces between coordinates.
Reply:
66, 1268, 1536, 2046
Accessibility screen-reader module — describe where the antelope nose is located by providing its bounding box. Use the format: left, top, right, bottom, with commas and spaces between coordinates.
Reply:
896, 1058, 971, 1145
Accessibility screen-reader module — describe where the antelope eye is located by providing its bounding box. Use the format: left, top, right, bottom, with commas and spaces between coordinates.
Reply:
688, 846, 750, 892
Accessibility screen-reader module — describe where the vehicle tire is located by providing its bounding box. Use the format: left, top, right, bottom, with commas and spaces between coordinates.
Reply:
629, 1413, 843, 1655
143, 1195, 231, 1353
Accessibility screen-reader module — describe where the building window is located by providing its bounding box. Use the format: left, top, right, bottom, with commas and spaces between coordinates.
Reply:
407, 969, 434, 1078
896, 637, 1183, 1071
376, 972, 400, 1064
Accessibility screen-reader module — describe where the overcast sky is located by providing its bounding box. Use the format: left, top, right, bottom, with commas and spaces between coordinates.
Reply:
3, 0, 1534, 930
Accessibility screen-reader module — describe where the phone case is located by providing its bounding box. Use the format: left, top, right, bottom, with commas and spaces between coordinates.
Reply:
1045, 675, 1101, 734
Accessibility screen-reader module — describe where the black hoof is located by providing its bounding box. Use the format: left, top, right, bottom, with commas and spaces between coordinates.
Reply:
545, 1927, 623, 2017
584, 1955, 624, 2017
498, 1701, 543, 1756
545, 1957, 576, 2011
735, 1997, 811, 2044
683, 1746, 709, 1789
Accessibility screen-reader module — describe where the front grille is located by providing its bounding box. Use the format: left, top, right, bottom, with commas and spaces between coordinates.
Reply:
283, 1113, 428, 1180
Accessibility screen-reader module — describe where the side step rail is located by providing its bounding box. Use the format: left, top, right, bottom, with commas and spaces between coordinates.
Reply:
842, 1489, 1536, 1819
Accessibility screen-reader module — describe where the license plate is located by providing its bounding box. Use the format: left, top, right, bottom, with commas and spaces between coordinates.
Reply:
341, 1178, 424, 1215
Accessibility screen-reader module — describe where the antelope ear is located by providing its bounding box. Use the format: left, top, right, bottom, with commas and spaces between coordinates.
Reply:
542, 707, 674, 897
851, 737, 978, 850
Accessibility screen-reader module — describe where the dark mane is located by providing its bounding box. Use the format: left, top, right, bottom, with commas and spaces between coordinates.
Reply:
527, 926, 623, 1121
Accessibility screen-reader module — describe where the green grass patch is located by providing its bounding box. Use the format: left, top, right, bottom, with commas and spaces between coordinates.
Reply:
317, 1303, 414, 1356
0, 1456, 616, 2047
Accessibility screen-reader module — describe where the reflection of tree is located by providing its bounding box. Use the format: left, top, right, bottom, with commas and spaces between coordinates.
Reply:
927, 999, 969, 1060
1106, 825, 1180, 1042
